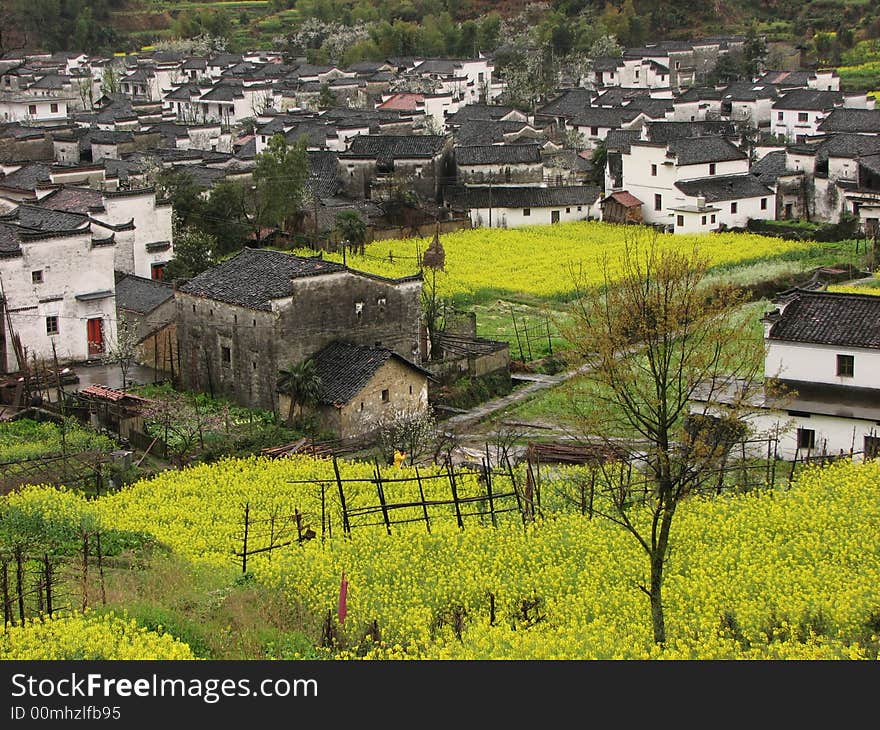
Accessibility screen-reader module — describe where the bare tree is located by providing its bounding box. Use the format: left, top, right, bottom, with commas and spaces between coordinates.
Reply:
104, 312, 140, 392
559, 232, 775, 645
371, 406, 438, 465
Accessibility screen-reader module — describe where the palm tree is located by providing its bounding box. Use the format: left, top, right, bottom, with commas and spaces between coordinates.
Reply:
276, 359, 323, 426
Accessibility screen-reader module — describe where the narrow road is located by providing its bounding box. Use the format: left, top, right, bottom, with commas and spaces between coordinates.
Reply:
442, 362, 592, 433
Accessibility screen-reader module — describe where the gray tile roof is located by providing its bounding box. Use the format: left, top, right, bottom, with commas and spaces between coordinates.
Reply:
116, 273, 174, 314
341, 135, 447, 160
0, 222, 21, 255
674, 174, 773, 202
666, 136, 747, 165
308, 150, 341, 198
38, 186, 105, 213
0, 163, 52, 191
537, 88, 595, 118
180, 248, 346, 310
454, 120, 541, 146
817, 109, 880, 134
455, 144, 542, 166
8, 204, 90, 232
568, 106, 642, 128
444, 104, 520, 124
750, 150, 790, 186
308, 341, 424, 406
592, 87, 652, 106
604, 129, 643, 153
769, 290, 880, 349
772, 88, 844, 111
646, 120, 737, 145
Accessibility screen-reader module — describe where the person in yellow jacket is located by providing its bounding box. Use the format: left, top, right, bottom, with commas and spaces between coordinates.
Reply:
393, 450, 407, 468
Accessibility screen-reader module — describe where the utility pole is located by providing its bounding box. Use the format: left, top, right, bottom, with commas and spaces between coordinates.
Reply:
488, 179, 493, 228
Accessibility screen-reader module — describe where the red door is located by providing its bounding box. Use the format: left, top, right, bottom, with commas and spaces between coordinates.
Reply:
87, 318, 104, 356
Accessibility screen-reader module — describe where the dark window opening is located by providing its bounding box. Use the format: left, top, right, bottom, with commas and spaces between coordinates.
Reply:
676, 215, 684, 227
797, 428, 816, 450
381, 388, 390, 402
654, 194, 662, 211
709, 163, 716, 175
760, 198, 768, 210
730, 202, 738, 214
523, 208, 531, 216
32, 270, 43, 284
221, 346, 231, 365
45, 316, 59, 335
836, 354, 854, 377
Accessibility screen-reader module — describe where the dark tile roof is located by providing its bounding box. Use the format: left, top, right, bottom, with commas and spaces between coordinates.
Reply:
592, 56, 622, 72
235, 137, 257, 159
813, 133, 880, 162
308, 341, 424, 406
284, 121, 336, 148
750, 150, 790, 186
180, 248, 346, 310
604, 128, 643, 153
37, 186, 105, 213
720, 82, 779, 101
341, 135, 447, 160
675, 87, 725, 102
0, 163, 52, 191
414, 59, 464, 75
666, 136, 747, 165
536, 88, 595, 118
454, 120, 541, 146
94, 98, 136, 123
165, 84, 201, 101
115, 273, 174, 314
455, 144, 542, 166
772, 88, 844, 111
29, 73, 68, 89
448, 185, 600, 209
817, 109, 880, 134
200, 83, 243, 101
568, 106, 642, 128
90, 130, 134, 145
444, 104, 521, 125
860, 153, 880, 177
646, 120, 737, 145
308, 150, 341, 198
7, 204, 90, 232
674, 174, 773, 202
0, 222, 21, 255
768, 290, 880, 349
592, 87, 652, 106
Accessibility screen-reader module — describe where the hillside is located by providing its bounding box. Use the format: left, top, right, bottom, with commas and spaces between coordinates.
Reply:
4, 0, 879, 59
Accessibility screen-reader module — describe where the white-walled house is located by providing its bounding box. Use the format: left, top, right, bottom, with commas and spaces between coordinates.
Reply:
770, 89, 872, 143
0, 95, 71, 123
621, 136, 750, 225
760, 290, 880, 460
447, 185, 601, 228
37, 186, 174, 280
671, 176, 775, 232
691, 290, 880, 461
0, 221, 117, 372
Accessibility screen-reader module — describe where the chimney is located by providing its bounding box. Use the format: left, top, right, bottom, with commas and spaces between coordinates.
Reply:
696, 196, 706, 209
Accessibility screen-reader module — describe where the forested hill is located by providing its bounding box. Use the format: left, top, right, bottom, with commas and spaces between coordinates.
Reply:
1, 0, 878, 61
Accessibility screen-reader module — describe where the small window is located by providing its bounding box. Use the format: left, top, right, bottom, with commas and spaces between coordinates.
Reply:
253, 361, 257, 370
676, 215, 684, 227
359, 401, 364, 411
523, 208, 531, 216
797, 428, 815, 450
654, 194, 662, 211
221, 346, 231, 365
192, 304, 196, 313
409, 385, 413, 395
777, 111, 784, 120
50, 103, 58, 113
377, 297, 386, 308
151, 263, 165, 281
591, 126, 599, 136
760, 198, 768, 210
711, 214, 716, 223
566, 207, 570, 213
355, 301, 364, 318
253, 319, 257, 327
209, 309, 213, 317
31, 270, 43, 284
45, 315, 59, 335
798, 112, 808, 123
701, 215, 707, 225
381, 388, 390, 403
577, 206, 582, 212
836, 354, 854, 377
651, 164, 657, 176
635, 70, 640, 79
730, 202, 738, 214
28, 104, 37, 115
709, 163, 716, 175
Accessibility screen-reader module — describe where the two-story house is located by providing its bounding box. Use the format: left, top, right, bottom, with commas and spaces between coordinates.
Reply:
690, 289, 880, 461
175, 248, 426, 435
